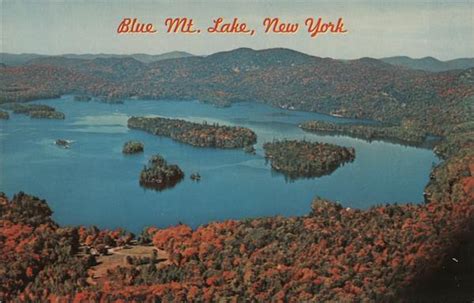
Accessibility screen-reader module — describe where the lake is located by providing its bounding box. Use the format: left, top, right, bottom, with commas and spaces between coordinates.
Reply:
0, 96, 440, 233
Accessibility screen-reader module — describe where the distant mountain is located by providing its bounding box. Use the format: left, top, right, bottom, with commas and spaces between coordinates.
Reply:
0, 51, 194, 66
62, 51, 194, 63
0, 53, 48, 66
381, 56, 474, 72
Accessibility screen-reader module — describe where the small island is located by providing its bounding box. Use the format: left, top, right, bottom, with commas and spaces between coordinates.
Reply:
128, 116, 257, 149
139, 154, 184, 191
263, 139, 355, 179
0, 110, 9, 119
122, 140, 144, 154
0, 103, 65, 120
55, 139, 71, 148
190, 172, 201, 181
300, 120, 428, 146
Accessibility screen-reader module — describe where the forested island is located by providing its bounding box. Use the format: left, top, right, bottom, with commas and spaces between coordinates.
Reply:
128, 116, 257, 149
139, 155, 184, 191
122, 140, 144, 154
0, 103, 65, 119
300, 120, 429, 146
263, 140, 355, 179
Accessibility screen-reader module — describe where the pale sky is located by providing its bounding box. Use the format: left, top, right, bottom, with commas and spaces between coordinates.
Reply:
1, 0, 473, 60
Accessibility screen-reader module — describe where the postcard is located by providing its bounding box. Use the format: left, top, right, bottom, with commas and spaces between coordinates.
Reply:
1, 1, 473, 301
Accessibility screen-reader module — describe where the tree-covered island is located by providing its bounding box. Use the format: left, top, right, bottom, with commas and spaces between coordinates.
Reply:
263, 139, 355, 179
139, 155, 184, 191
0, 103, 65, 120
128, 116, 257, 149
300, 120, 429, 146
122, 140, 144, 154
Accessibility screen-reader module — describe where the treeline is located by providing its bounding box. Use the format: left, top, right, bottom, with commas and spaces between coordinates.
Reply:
263, 139, 355, 179
128, 116, 257, 149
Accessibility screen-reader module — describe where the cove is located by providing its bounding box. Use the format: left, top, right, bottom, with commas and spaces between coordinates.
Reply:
0, 96, 440, 233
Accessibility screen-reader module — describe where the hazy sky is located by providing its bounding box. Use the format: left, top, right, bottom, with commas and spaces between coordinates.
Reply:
1, 0, 473, 59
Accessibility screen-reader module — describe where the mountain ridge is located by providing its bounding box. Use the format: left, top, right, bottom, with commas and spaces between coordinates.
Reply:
3, 49, 474, 72
0, 51, 194, 66
380, 56, 474, 72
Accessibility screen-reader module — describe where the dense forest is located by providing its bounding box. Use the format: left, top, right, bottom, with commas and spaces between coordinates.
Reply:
128, 116, 257, 149
263, 140, 355, 179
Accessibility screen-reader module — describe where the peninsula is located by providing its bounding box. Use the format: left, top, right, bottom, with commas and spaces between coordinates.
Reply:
300, 120, 429, 146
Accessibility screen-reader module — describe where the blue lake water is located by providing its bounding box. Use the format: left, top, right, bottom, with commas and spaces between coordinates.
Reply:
0, 96, 440, 233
